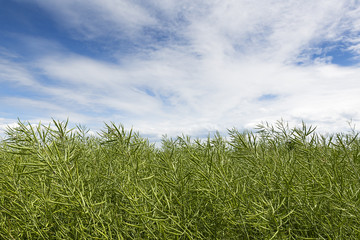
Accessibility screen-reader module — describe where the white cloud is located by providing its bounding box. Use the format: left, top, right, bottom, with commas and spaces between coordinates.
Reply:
0, 58, 38, 87
33, 0, 158, 39
2, 0, 360, 140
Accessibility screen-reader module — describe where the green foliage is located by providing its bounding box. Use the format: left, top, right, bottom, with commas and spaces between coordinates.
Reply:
1, 119, 360, 239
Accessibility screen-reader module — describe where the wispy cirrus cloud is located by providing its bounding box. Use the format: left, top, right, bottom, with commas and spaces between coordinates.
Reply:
32, 0, 157, 39
1, 0, 360, 139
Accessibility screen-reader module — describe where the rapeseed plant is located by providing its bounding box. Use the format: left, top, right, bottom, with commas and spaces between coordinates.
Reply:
1, 119, 360, 239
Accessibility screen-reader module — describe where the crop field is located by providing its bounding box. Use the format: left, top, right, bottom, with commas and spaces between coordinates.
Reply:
1, 120, 360, 239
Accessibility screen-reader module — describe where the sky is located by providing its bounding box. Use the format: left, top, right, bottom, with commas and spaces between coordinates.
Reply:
1, 0, 360, 140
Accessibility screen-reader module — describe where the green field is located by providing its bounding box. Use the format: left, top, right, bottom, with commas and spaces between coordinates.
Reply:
1, 120, 360, 239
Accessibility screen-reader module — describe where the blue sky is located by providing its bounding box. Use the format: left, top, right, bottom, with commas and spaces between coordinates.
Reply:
1, 0, 360, 139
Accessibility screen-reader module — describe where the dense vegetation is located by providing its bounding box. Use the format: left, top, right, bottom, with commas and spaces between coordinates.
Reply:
1, 120, 360, 239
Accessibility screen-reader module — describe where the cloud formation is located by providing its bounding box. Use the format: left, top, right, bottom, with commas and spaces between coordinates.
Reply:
1, 0, 360, 139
